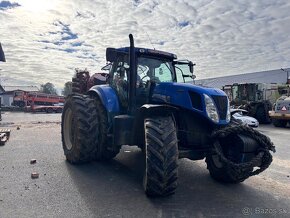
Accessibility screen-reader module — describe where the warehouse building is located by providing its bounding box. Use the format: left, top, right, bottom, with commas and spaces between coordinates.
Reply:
195, 68, 290, 89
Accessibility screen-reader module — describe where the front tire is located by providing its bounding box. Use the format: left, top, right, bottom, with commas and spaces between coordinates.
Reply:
206, 154, 241, 183
61, 95, 98, 164
143, 116, 178, 197
206, 144, 253, 183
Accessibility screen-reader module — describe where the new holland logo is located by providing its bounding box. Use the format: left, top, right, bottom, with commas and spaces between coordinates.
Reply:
281, 106, 287, 111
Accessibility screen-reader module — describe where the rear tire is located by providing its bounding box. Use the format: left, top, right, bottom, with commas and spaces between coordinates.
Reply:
46, 108, 53, 113
72, 72, 89, 94
61, 95, 98, 164
255, 106, 269, 124
143, 116, 178, 197
56, 108, 63, 113
92, 96, 120, 160
272, 119, 287, 127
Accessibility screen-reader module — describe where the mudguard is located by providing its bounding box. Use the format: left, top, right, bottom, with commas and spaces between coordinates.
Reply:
87, 85, 120, 116
133, 104, 178, 145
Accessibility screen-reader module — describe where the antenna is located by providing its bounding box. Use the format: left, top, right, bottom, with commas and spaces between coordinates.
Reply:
145, 31, 155, 50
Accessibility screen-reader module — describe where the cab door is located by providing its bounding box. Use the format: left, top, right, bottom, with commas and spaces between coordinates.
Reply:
174, 61, 195, 83
109, 54, 130, 112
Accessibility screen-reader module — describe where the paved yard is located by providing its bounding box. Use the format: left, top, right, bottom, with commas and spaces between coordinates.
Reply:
0, 112, 289, 218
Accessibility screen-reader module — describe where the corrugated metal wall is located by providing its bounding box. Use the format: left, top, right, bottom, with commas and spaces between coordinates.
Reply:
195, 68, 290, 89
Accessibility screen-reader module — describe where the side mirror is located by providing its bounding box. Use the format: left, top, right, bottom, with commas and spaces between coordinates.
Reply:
189, 61, 195, 73
0, 43, 6, 62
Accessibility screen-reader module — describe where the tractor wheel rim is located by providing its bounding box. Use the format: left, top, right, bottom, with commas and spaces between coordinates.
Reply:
64, 108, 73, 150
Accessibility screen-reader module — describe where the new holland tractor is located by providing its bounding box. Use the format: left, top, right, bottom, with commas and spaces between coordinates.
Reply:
61, 35, 275, 197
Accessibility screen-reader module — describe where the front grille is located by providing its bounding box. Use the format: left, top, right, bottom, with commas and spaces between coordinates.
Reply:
211, 95, 228, 120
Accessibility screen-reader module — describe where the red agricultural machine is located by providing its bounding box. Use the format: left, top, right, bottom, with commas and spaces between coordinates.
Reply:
13, 91, 65, 113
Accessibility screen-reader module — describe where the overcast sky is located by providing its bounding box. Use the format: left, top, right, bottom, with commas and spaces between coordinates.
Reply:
0, 0, 289, 89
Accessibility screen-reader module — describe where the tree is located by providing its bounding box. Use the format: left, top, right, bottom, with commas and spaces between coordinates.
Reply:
40, 82, 58, 95
62, 81, 72, 96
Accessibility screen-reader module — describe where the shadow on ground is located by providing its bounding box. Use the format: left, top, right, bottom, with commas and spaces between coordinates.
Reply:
65, 147, 290, 218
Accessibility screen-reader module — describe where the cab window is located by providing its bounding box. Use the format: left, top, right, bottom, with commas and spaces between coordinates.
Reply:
110, 55, 129, 109
153, 62, 174, 82
137, 56, 174, 83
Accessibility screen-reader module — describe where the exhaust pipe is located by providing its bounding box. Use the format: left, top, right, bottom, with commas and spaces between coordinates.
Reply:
128, 34, 136, 114
0, 43, 6, 62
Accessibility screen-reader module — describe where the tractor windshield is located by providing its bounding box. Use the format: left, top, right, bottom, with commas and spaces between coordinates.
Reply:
137, 56, 175, 84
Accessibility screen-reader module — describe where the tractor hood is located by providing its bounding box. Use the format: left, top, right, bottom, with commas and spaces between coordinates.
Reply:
151, 82, 230, 124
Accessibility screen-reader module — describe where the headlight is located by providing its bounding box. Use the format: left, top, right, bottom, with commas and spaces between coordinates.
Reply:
204, 94, 219, 123
226, 98, 231, 122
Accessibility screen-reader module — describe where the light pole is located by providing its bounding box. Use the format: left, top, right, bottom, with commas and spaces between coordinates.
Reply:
281, 68, 289, 84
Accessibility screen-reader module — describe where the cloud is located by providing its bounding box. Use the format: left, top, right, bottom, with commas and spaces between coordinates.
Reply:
0, 0, 290, 89
0, 1, 20, 10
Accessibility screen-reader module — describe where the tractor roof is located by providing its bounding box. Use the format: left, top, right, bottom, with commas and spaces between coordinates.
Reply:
110, 47, 177, 60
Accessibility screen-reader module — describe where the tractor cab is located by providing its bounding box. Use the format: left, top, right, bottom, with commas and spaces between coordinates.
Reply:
105, 47, 194, 112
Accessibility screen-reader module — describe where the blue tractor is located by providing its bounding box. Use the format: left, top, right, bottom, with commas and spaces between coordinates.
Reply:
61, 34, 274, 196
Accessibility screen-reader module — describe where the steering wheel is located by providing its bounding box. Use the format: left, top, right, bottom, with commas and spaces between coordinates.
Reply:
138, 75, 150, 87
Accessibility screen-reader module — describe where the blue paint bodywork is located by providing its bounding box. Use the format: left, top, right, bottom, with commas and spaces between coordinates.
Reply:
89, 82, 229, 125
88, 85, 120, 115
151, 82, 229, 125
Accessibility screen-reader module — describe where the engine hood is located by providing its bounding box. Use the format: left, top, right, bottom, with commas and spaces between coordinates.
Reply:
156, 82, 226, 96
151, 82, 229, 125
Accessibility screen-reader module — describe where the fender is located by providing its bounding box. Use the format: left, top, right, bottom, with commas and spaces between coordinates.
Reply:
137, 104, 178, 117
87, 85, 120, 116
133, 104, 178, 145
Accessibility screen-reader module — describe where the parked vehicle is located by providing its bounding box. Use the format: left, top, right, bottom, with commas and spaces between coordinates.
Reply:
29, 105, 63, 113
223, 83, 284, 124
269, 94, 290, 127
231, 109, 259, 128
13, 91, 65, 108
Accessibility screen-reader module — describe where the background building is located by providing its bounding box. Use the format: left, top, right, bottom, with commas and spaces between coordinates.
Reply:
195, 68, 290, 89
0, 85, 39, 106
